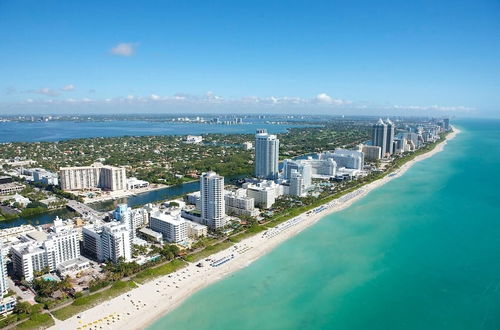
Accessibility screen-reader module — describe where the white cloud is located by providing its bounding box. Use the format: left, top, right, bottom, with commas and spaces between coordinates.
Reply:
12, 92, 474, 116
314, 93, 350, 105
61, 84, 75, 91
110, 42, 138, 56
315, 93, 334, 103
392, 104, 475, 112
33, 87, 59, 97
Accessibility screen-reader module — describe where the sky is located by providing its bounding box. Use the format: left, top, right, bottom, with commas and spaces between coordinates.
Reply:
0, 0, 499, 117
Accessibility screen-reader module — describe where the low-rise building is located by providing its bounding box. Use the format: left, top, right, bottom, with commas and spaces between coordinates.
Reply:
184, 135, 203, 144
0, 182, 24, 195
186, 191, 201, 210
320, 149, 364, 170
10, 194, 31, 207
138, 227, 163, 244
126, 177, 149, 190
242, 141, 253, 150
57, 256, 91, 277
185, 220, 208, 238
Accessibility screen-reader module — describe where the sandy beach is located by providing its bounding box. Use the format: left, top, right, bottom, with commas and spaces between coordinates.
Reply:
49, 128, 460, 330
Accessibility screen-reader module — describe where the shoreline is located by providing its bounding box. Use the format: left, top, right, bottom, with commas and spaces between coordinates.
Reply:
50, 128, 460, 330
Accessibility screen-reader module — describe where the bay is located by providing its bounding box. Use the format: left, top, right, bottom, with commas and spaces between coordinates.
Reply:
0, 120, 307, 143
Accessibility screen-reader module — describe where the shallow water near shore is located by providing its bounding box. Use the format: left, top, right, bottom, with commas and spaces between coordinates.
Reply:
149, 119, 500, 330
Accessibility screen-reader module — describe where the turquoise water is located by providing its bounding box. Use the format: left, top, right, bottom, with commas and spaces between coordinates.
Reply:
149, 119, 500, 330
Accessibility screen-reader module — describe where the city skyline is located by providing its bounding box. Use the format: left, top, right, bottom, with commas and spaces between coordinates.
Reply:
1, 1, 499, 117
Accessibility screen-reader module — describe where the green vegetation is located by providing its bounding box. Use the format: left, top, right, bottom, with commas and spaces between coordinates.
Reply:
32, 276, 73, 298
0, 120, 370, 185
184, 240, 234, 262
133, 259, 187, 284
0, 302, 53, 330
15, 312, 54, 330
52, 280, 137, 321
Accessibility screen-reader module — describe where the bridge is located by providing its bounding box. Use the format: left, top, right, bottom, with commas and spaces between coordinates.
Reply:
66, 200, 103, 218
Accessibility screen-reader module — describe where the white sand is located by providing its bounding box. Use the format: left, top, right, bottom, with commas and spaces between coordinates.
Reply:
50, 128, 460, 330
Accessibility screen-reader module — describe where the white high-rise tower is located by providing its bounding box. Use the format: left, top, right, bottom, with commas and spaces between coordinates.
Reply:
255, 129, 279, 180
0, 242, 8, 297
200, 171, 226, 230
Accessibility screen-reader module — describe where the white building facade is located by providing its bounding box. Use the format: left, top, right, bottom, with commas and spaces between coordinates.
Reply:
255, 129, 279, 180
11, 225, 80, 281
59, 162, 126, 191
82, 222, 132, 263
200, 172, 226, 229
150, 211, 188, 243
224, 189, 259, 217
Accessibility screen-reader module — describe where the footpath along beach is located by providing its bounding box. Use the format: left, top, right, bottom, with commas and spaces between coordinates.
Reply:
50, 128, 460, 330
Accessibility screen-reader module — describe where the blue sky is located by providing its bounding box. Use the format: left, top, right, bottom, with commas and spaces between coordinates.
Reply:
1, 0, 499, 116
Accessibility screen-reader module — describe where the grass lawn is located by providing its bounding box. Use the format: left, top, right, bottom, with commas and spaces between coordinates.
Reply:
52, 280, 137, 321
15, 313, 54, 330
184, 240, 235, 263
133, 259, 187, 284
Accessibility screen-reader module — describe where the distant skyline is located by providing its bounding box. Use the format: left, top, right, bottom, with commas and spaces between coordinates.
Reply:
1, 1, 499, 117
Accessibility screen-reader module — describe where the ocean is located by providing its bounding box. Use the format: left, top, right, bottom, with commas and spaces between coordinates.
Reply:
149, 119, 500, 330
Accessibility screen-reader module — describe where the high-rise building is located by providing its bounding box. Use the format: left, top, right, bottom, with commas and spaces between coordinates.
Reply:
59, 162, 126, 191
372, 119, 388, 156
443, 118, 450, 131
289, 170, 304, 196
82, 222, 131, 263
113, 204, 148, 240
149, 210, 187, 243
362, 145, 382, 161
282, 160, 312, 193
200, 171, 226, 229
255, 129, 279, 180
11, 221, 80, 281
0, 241, 16, 315
385, 119, 395, 155
283, 160, 312, 187
0, 242, 8, 296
